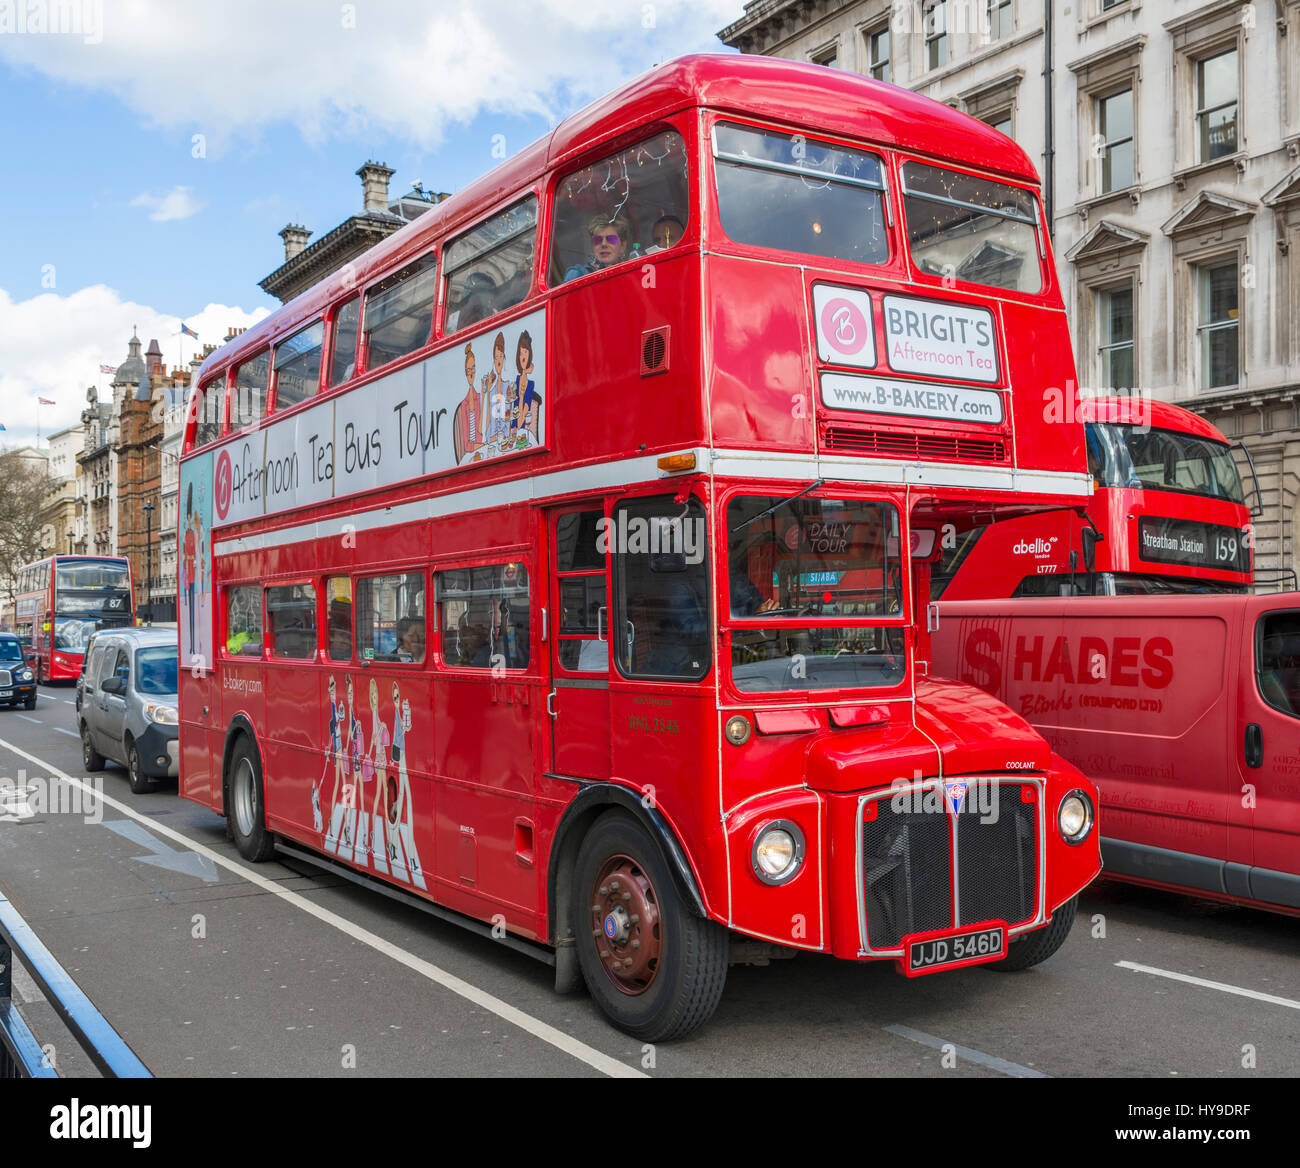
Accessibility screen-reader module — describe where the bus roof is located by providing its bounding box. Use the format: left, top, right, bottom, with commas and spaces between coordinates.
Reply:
196, 53, 1040, 388
1089, 396, 1230, 444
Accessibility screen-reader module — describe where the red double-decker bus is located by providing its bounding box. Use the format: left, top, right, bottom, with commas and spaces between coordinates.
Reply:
937, 397, 1255, 599
178, 54, 1101, 1039
11, 555, 134, 682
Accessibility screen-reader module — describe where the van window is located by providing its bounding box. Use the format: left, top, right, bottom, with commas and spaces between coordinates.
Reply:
267, 583, 318, 660
364, 254, 438, 370
273, 321, 324, 410
1257, 612, 1300, 718
552, 131, 689, 285
444, 198, 537, 335
231, 350, 271, 429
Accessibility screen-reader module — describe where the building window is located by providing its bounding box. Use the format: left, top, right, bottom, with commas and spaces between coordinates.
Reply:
1097, 88, 1133, 193
924, 1, 949, 70
1100, 0, 1127, 10
1197, 261, 1239, 389
1196, 48, 1238, 162
1097, 284, 1135, 392
985, 0, 1012, 41
812, 45, 837, 69
986, 112, 1012, 138
866, 26, 891, 82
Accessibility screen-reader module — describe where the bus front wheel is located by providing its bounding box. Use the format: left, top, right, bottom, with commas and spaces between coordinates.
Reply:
573, 811, 727, 1042
987, 896, 1078, 972
228, 737, 275, 862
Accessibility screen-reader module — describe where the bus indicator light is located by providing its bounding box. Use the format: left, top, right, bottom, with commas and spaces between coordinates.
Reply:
657, 453, 696, 473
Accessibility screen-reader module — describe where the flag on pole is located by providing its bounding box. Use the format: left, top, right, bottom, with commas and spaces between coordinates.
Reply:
99, 364, 116, 374
0, 423, 7, 431
180, 323, 199, 338
37, 397, 55, 405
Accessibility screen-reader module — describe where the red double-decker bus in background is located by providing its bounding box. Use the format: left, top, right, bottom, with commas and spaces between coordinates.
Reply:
11, 555, 134, 682
936, 397, 1256, 599
178, 54, 1102, 1039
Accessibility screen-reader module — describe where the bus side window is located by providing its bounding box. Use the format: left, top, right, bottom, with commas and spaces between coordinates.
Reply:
272, 320, 324, 411
329, 297, 361, 387
267, 583, 318, 660
231, 350, 271, 430
225, 585, 263, 657
327, 577, 353, 661
555, 510, 607, 674
613, 496, 710, 681
363, 254, 438, 371
356, 573, 426, 663
443, 197, 537, 336
550, 130, 690, 285
435, 564, 529, 670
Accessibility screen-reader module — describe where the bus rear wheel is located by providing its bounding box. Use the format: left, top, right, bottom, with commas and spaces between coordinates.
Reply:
573, 812, 727, 1042
228, 736, 275, 862
987, 896, 1078, 972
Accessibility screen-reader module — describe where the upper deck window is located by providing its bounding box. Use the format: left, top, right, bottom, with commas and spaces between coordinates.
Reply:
712, 123, 888, 266
192, 376, 223, 448
551, 130, 690, 285
273, 320, 324, 410
444, 197, 537, 335
329, 297, 360, 387
901, 162, 1042, 294
363, 253, 438, 370
231, 350, 270, 430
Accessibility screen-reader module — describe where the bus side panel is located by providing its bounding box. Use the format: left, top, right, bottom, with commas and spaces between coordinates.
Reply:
1001, 300, 1081, 477
261, 658, 312, 835
179, 671, 219, 810
706, 255, 815, 455
934, 607, 1232, 868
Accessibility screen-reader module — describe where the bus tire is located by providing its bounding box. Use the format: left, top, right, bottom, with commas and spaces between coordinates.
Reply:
573, 811, 727, 1042
228, 736, 275, 862
80, 722, 105, 772
987, 896, 1078, 973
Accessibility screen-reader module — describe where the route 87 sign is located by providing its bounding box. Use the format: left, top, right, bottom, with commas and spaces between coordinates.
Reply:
813, 284, 875, 369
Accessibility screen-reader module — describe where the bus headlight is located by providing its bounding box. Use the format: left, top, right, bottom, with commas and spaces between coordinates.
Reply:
1058, 791, 1094, 845
146, 704, 179, 726
751, 820, 804, 884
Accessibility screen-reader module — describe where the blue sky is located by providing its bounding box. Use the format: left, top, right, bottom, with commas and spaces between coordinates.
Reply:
0, 0, 746, 446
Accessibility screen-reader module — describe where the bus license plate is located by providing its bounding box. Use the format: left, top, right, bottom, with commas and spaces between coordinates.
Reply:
903, 925, 1006, 976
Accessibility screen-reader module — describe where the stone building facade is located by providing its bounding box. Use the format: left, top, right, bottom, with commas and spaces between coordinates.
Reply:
719, 0, 1300, 586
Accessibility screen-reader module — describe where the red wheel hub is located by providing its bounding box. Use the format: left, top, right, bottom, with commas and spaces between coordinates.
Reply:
589, 854, 662, 995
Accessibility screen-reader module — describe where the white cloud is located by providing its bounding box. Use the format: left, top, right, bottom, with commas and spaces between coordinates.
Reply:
130, 185, 205, 221
0, 1, 745, 151
0, 285, 269, 449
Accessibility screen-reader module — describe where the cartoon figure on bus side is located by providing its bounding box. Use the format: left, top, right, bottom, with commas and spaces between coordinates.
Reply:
360, 676, 392, 873
453, 341, 483, 463
482, 331, 511, 450
508, 330, 541, 446
325, 674, 361, 860
181, 483, 207, 657
386, 684, 425, 889
322, 674, 348, 849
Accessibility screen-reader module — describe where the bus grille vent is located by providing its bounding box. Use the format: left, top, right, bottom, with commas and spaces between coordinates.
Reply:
824, 428, 1006, 463
641, 327, 669, 376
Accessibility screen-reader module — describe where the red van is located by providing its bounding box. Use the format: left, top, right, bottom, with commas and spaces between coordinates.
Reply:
931, 594, 1300, 916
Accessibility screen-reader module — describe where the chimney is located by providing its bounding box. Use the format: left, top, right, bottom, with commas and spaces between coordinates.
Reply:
280, 223, 312, 261
145, 338, 163, 375
357, 161, 395, 213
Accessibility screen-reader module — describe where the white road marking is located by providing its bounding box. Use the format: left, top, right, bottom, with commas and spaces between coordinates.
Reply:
884, 1024, 1050, 1078
63, 700, 75, 706
1116, 961, 1300, 1011
0, 734, 645, 1079
15, 715, 41, 724
55, 728, 79, 738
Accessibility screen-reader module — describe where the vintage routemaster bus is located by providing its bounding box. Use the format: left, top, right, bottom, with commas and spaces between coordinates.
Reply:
178, 54, 1102, 1039
12, 554, 134, 682
936, 397, 1255, 599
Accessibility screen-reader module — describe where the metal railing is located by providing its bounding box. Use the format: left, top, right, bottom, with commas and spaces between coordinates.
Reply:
0, 887, 151, 1078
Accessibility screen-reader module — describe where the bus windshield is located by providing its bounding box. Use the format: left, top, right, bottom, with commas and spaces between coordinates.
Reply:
56, 561, 131, 591
1088, 423, 1244, 503
54, 615, 129, 652
726, 496, 905, 694
712, 123, 889, 265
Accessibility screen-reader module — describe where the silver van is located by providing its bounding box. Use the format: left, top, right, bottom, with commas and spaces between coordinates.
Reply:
78, 628, 178, 793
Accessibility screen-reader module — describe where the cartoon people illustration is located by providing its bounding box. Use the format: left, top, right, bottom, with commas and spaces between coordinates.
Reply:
482, 331, 511, 448
342, 674, 364, 855
386, 684, 425, 888
453, 341, 483, 463
323, 674, 348, 851
358, 677, 391, 871
509, 330, 541, 445
181, 483, 207, 660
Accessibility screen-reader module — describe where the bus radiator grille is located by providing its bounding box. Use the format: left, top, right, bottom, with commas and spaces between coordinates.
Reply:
823, 428, 1007, 463
955, 783, 1038, 931
861, 809, 953, 950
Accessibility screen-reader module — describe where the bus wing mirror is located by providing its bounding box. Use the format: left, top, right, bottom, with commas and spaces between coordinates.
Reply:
1231, 441, 1264, 518
1080, 527, 1098, 574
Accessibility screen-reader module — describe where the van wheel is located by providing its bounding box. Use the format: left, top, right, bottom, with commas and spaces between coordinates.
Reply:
573, 811, 728, 1042
126, 738, 156, 795
81, 723, 105, 771
987, 896, 1078, 972
229, 736, 275, 861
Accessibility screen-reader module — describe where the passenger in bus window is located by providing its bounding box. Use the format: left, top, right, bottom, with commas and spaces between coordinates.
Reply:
563, 211, 634, 282
397, 617, 424, 662
648, 215, 686, 252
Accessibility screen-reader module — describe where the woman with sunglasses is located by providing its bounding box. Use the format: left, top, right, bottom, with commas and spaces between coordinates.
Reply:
563, 210, 634, 282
